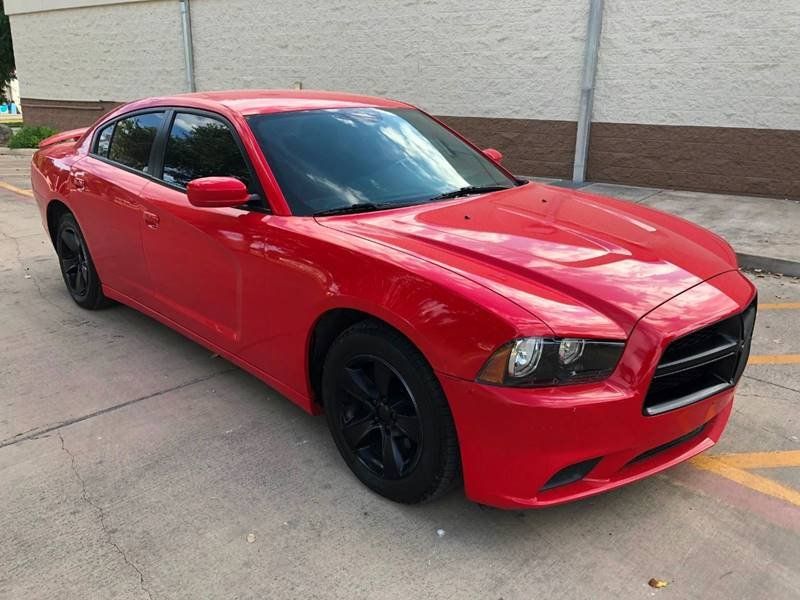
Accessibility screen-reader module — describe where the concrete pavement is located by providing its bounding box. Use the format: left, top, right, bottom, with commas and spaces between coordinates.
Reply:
1, 159, 799, 599
0, 154, 33, 189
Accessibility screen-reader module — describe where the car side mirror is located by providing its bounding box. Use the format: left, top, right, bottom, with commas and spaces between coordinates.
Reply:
482, 148, 503, 163
186, 177, 250, 208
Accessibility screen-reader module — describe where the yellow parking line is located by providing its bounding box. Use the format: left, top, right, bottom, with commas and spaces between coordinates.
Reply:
759, 302, 800, 310
691, 455, 800, 507
748, 354, 800, 365
0, 181, 33, 198
710, 450, 800, 470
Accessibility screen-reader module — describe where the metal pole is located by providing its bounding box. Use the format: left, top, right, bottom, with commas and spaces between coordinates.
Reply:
179, 0, 196, 92
572, 0, 604, 183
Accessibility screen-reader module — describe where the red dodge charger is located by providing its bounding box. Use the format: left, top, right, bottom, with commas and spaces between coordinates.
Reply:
31, 90, 756, 508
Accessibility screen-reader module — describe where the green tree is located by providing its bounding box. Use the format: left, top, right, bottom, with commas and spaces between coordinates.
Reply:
0, 0, 14, 103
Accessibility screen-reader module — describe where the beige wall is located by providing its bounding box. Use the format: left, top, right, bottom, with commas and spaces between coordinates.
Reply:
4, 0, 152, 14
594, 0, 800, 130
190, 0, 588, 121
8, 0, 800, 130
9, 0, 185, 102
9, 0, 589, 121
7, 0, 800, 197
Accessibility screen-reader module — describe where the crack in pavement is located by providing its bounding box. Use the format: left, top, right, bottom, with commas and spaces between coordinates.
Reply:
0, 231, 45, 240
58, 432, 155, 600
7, 233, 71, 316
743, 374, 800, 395
633, 188, 666, 204
0, 368, 237, 449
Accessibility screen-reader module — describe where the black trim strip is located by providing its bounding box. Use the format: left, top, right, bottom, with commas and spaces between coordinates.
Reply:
644, 380, 732, 416
627, 424, 706, 464
87, 105, 269, 212
654, 338, 739, 378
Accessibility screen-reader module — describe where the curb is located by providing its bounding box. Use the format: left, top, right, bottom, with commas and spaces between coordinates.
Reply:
737, 253, 800, 278
0, 147, 36, 156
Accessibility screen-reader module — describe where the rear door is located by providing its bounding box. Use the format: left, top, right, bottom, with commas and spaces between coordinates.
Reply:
71, 111, 167, 301
138, 109, 269, 350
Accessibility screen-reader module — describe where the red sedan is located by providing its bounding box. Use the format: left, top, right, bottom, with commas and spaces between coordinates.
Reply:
31, 90, 756, 508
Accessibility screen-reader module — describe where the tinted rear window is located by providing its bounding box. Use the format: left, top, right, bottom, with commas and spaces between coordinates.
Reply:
108, 112, 166, 173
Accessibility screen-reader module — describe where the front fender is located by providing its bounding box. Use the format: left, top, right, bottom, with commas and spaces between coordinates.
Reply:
303, 230, 551, 382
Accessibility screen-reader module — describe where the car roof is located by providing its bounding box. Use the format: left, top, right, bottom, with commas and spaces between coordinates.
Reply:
140, 89, 413, 116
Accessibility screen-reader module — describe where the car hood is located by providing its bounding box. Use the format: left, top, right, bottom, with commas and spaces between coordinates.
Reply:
318, 183, 737, 339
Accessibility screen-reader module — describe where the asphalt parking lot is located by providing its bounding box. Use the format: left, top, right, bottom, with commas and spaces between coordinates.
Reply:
1, 158, 798, 599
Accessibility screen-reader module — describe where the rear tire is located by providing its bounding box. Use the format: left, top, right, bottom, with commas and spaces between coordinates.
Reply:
322, 321, 460, 504
55, 212, 110, 310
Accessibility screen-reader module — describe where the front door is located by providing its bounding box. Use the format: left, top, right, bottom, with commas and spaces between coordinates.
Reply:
138, 110, 269, 351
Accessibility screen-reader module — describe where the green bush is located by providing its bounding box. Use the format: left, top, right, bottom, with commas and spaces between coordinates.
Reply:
8, 125, 57, 149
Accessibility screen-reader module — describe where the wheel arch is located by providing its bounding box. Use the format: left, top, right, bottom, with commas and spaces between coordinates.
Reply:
307, 306, 432, 409
45, 199, 72, 248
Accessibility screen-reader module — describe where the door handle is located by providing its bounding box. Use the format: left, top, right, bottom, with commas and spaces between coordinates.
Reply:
143, 210, 160, 229
71, 171, 86, 191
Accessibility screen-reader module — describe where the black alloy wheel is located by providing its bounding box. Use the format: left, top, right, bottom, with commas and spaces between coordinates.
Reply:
335, 355, 423, 479
322, 321, 460, 504
55, 212, 110, 309
58, 224, 90, 298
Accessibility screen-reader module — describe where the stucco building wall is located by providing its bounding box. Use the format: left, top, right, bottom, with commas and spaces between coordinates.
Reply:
6, 0, 800, 197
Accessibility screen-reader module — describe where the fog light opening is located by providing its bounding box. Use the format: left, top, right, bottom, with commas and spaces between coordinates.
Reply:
540, 457, 601, 491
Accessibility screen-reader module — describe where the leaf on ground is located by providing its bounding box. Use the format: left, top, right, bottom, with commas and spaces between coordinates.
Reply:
648, 578, 668, 589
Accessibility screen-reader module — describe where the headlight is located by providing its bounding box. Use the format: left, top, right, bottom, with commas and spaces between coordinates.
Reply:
477, 337, 624, 387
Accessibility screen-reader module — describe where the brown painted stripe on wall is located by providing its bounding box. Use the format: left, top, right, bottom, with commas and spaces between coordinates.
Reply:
438, 116, 577, 180
19, 99, 800, 200
21, 98, 121, 131
587, 122, 800, 199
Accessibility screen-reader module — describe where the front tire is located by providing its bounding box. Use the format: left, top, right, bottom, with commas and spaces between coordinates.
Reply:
55, 212, 110, 310
322, 321, 460, 504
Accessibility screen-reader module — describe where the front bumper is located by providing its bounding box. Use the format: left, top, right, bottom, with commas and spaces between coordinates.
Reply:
441, 270, 756, 509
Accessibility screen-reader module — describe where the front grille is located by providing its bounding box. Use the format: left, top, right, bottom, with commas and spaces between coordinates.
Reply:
644, 300, 756, 416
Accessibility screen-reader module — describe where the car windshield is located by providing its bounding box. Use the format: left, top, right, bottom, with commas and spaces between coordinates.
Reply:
247, 107, 518, 216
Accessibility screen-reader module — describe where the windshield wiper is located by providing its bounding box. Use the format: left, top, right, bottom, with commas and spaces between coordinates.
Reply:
313, 187, 512, 216
427, 185, 513, 202
313, 203, 384, 217
313, 200, 429, 217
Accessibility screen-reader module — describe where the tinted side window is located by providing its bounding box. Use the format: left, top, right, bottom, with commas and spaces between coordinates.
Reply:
95, 122, 114, 157
108, 112, 166, 173
162, 113, 251, 189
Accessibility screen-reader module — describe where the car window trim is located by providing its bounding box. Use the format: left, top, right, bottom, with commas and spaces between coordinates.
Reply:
87, 106, 269, 214
94, 121, 115, 158
89, 108, 167, 165
152, 107, 268, 211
